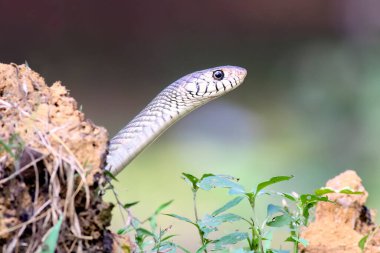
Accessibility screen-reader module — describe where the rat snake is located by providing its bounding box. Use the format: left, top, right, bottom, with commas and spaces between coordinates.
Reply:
105, 66, 247, 176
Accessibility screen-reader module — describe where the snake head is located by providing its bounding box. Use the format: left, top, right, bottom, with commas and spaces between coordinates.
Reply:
181, 66, 247, 99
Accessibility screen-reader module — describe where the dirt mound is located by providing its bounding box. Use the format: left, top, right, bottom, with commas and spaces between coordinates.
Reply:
301, 170, 380, 253
0, 63, 114, 252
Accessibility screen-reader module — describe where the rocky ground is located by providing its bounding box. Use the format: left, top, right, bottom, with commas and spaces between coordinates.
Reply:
0, 63, 113, 252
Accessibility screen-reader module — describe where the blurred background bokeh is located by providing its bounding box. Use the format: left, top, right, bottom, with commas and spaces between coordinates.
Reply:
2, 0, 380, 250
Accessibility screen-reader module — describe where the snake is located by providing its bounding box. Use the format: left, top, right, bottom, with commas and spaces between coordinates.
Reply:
105, 66, 247, 176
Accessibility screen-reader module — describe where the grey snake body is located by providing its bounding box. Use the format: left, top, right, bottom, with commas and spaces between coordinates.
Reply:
105, 66, 247, 176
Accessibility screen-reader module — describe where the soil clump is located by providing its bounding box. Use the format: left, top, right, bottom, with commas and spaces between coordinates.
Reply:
0, 63, 114, 252
301, 170, 380, 253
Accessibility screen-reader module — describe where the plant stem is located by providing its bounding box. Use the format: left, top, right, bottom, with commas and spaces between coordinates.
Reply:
247, 194, 264, 252
255, 227, 264, 253
192, 189, 208, 253
289, 221, 298, 253
193, 190, 199, 222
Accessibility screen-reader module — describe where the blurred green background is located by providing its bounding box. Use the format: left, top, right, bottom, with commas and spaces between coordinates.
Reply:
2, 1, 380, 250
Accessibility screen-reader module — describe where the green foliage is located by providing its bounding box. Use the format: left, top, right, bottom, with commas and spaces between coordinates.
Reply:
0, 134, 24, 158
212, 196, 244, 216
123, 201, 139, 209
198, 174, 245, 195
112, 198, 180, 252
358, 234, 368, 252
109, 172, 363, 252
166, 173, 296, 252
358, 226, 379, 253
38, 216, 63, 253
315, 187, 363, 196
133, 200, 178, 251
0, 139, 14, 157
214, 232, 249, 250
165, 213, 194, 225
256, 176, 294, 194
103, 170, 119, 182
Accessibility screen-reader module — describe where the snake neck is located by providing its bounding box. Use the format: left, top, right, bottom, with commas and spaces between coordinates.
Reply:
105, 87, 205, 175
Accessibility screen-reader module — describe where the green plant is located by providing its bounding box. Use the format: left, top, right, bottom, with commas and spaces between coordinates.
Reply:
37, 216, 63, 253
109, 172, 363, 252
165, 173, 296, 252
115, 200, 180, 252
105, 175, 182, 252
166, 173, 362, 252
0, 134, 24, 158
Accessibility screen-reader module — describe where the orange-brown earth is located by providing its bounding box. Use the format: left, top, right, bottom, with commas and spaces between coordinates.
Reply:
301, 170, 380, 253
0, 63, 114, 252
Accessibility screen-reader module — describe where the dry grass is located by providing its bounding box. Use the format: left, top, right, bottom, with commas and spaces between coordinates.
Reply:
0, 63, 113, 252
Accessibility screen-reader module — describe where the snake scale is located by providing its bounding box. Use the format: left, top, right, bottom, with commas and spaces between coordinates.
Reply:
105, 66, 247, 176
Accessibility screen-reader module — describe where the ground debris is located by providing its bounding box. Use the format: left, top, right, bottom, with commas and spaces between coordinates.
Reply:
301, 170, 380, 253
0, 63, 114, 252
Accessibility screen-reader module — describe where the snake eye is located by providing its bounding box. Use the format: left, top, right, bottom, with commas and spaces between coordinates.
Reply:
212, 70, 224, 80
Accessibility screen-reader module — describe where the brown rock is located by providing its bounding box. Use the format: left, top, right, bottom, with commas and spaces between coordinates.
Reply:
301, 170, 380, 253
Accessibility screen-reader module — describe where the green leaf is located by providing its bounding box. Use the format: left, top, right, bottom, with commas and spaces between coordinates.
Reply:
0, 139, 15, 157
136, 227, 155, 237
232, 249, 254, 253
198, 175, 245, 195
266, 214, 291, 227
182, 173, 199, 190
299, 194, 332, 223
285, 236, 309, 246
198, 213, 242, 235
338, 188, 364, 195
123, 201, 139, 209
103, 170, 118, 182
131, 217, 141, 228
314, 187, 336, 196
154, 200, 173, 215
149, 216, 158, 232
153, 242, 177, 253
200, 173, 215, 180
262, 230, 273, 250
196, 244, 209, 253
315, 187, 364, 196
213, 232, 248, 249
300, 194, 329, 206
165, 213, 195, 225
359, 234, 369, 251
177, 245, 192, 253
212, 196, 244, 216
38, 216, 63, 253
281, 192, 297, 201
201, 213, 242, 226
256, 176, 294, 194
299, 194, 330, 224
267, 204, 284, 217
117, 228, 127, 235
161, 234, 177, 242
